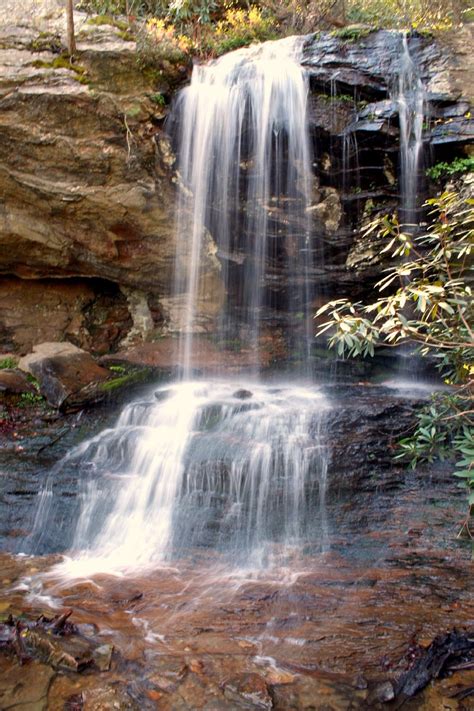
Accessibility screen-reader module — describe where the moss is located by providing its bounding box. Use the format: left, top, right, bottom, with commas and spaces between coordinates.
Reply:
87, 14, 129, 31
125, 105, 141, 118
100, 367, 153, 394
330, 26, 373, 42
117, 30, 135, 41
31, 56, 87, 77
108, 364, 127, 373
72, 74, 91, 85
28, 32, 62, 53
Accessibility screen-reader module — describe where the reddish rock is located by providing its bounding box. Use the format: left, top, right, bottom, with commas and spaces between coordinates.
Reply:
223, 673, 272, 710
18, 342, 110, 410
0, 277, 132, 355
0, 368, 35, 395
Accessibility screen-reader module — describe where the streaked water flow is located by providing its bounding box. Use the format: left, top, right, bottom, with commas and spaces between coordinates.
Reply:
30, 382, 330, 574
396, 33, 425, 229
171, 36, 313, 375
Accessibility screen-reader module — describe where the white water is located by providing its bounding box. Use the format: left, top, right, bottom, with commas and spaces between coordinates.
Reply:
392, 35, 426, 382
172, 36, 313, 375
396, 34, 425, 228
31, 381, 330, 575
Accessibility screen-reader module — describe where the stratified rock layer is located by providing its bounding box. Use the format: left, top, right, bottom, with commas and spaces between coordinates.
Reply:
0, 4, 472, 355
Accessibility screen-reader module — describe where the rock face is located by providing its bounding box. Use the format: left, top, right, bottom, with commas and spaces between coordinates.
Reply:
0, 277, 132, 354
0, 5, 472, 356
0, 3, 222, 351
301, 26, 474, 299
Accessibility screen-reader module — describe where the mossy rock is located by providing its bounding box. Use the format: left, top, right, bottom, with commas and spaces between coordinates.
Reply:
99, 365, 157, 400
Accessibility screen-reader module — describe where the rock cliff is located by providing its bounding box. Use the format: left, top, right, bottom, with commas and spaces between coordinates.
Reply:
0, 2, 472, 357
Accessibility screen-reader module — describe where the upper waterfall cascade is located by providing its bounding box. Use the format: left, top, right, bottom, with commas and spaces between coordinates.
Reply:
395, 33, 425, 228
171, 36, 313, 375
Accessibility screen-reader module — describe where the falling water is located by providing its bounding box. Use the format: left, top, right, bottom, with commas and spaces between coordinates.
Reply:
392, 34, 426, 383
29, 382, 329, 573
26, 38, 329, 575
171, 36, 313, 375
396, 33, 425, 229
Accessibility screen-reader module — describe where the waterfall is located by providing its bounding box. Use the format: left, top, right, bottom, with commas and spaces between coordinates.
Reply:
392, 34, 426, 383
396, 33, 425, 230
170, 36, 313, 375
26, 38, 330, 575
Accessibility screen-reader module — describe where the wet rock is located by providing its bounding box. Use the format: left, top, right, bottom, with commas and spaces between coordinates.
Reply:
92, 644, 114, 672
0, 657, 55, 711
323, 388, 424, 492
265, 667, 296, 686
18, 342, 109, 410
367, 680, 395, 703
233, 389, 253, 400
0, 368, 35, 395
308, 187, 342, 236
429, 117, 474, 145
223, 672, 273, 709
83, 683, 139, 710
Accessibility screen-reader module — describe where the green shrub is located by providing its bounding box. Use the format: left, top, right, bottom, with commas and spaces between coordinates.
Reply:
0, 357, 17, 370
426, 156, 474, 181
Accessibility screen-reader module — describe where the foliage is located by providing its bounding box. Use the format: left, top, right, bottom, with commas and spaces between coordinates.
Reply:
137, 16, 192, 65
426, 156, 474, 182
315, 184, 474, 527
0, 357, 17, 370
167, 0, 218, 31
346, 0, 469, 29
134, 3, 275, 61
211, 5, 276, 55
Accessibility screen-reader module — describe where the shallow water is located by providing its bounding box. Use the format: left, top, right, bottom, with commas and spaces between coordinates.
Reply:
1, 461, 472, 709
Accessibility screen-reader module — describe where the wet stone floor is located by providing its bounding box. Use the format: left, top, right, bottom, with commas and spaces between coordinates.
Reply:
0, 473, 473, 711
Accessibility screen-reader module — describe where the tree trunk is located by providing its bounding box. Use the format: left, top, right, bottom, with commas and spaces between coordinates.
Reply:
66, 0, 76, 57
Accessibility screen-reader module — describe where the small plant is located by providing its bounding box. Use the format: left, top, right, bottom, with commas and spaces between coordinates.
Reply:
0, 357, 17, 370
149, 91, 166, 106
19, 392, 44, 407
108, 364, 127, 373
426, 157, 474, 181
336, 93, 355, 103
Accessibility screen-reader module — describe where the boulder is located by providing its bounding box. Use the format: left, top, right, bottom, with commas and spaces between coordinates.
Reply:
18, 342, 110, 409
